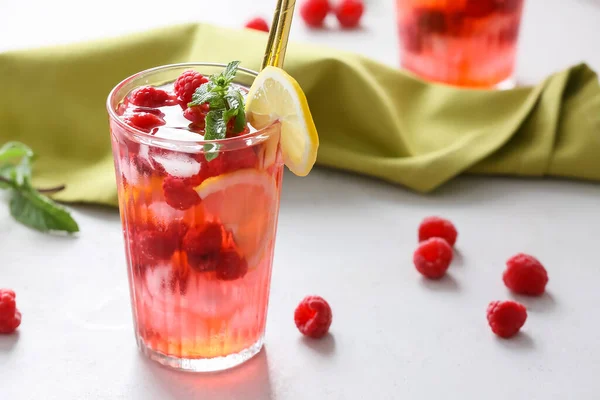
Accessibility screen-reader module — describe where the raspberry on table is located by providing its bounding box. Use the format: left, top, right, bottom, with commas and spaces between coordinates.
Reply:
503, 253, 548, 296
122, 112, 165, 133
487, 300, 527, 338
0, 289, 21, 334
216, 250, 249, 281
294, 295, 332, 338
129, 86, 175, 108
335, 0, 364, 29
174, 70, 209, 107
163, 176, 202, 211
418, 216, 458, 247
413, 237, 453, 279
300, 0, 330, 28
245, 17, 270, 32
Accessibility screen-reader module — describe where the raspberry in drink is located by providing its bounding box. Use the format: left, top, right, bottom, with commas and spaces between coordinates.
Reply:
396, 0, 525, 88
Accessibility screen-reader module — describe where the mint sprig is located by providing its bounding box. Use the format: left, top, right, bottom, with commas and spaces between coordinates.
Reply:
188, 61, 247, 161
0, 141, 79, 234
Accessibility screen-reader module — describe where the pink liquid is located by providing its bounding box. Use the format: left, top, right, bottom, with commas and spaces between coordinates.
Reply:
110, 79, 283, 364
396, 0, 524, 87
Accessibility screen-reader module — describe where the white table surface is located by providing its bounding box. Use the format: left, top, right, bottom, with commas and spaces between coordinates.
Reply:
2, 1, 600, 399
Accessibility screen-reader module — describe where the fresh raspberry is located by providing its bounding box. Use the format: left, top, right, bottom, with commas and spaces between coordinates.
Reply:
294, 296, 332, 338
487, 300, 527, 338
335, 0, 364, 28
225, 118, 251, 138
463, 0, 496, 18
174, 70, 209, 107
183, 103, 210, 127
300, 0, 330, 28
245, 17, 270, 32
0, 289, 21, 334
131, 107, 165, 118
183, 223, 224, 271
503, 253, 548, 296
163, 176, 202, 211
418, 216, 458, 247
413, 237, 453, 279
137, 230, 176, 263
0, 289, 16, 319
129, 86, 175, 108
216, 250, 249, 280
122, 112, 165, 133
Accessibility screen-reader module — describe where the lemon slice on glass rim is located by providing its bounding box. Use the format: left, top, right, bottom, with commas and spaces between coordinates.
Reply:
245, 66, 319, 177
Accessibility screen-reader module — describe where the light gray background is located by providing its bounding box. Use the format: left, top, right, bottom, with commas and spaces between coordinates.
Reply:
1, 0, 600, 399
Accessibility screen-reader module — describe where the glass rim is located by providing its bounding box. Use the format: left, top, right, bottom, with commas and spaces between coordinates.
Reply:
106, 62, 278, 148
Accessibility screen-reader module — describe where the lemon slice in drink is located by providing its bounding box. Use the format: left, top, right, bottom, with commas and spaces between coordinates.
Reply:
246, 66, 319, 177
195, 169, 278, 269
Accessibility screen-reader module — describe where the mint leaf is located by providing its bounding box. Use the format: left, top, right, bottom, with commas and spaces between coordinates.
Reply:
223, 107, 238, 123
204, 110, 227, 140
225, 88, 247, 133
9, 182, 79, 233
0, 165, 15, 189
0, 142, 34, 163
203, 110, 227, 162
222, 61, 241, 84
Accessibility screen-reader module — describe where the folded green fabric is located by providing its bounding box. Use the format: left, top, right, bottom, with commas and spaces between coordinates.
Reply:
1, 23, 599, 207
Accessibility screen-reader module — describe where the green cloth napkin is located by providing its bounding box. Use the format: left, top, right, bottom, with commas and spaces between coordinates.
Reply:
1, 23, 599, 207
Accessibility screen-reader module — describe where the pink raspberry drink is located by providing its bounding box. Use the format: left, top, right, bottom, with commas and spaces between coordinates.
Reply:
107, 63, 284, 371
396, 0, 525, 88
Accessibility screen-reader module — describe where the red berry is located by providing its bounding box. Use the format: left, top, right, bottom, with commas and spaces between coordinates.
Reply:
122, 112, 165, 133
415, 8, 447, 34
162, 176, 202, 211
174, 70, 209, 107
245, 17, 270, 32
300, 0, 330, 28
216, 250, 249, 281
503, 253, 548, 296
183, 223, 223, 255
0, 289, 21, 334
413, 237, 453, 279
335, 0, 364, 28
137, 230, 177, 263
418, 216, 458, 247
487, 300, 527, 338
0, 289, 16, 319
183, 103, 210, 127
129, 86, 175, 108
294, 296, 332, 338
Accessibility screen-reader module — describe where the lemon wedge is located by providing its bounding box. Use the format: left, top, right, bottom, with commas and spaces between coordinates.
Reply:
245, 66, 319, 177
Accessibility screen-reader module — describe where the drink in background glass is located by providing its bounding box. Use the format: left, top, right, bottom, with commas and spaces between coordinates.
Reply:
107, 63, 283, 372
396, 0, 524, 88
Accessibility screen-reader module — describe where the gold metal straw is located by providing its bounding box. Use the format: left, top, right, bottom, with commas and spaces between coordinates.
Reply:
262, 0, 297, 70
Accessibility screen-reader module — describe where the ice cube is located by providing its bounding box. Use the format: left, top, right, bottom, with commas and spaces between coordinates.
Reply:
120, 157, 140, 184
154, 127, 204, 142
151, 152, 201, 178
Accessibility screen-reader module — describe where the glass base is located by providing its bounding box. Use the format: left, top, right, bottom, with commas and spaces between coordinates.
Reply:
137, 336, 264, 372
